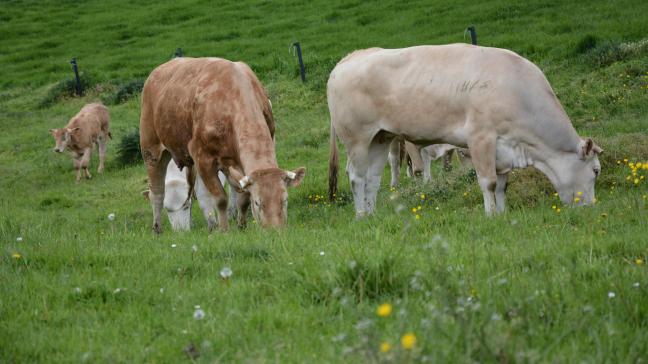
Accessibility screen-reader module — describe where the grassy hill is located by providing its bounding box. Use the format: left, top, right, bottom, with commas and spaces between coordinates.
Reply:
1, 0, 647, 362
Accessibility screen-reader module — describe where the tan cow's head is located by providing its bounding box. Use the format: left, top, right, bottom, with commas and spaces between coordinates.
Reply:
229, 167, 305, 228
49, 128, 79, 153
551, 138, 603, 206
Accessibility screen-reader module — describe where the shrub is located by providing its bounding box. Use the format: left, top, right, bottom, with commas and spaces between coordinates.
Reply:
102, 78, 144, 105
116, 129, 142, 166
38, 71, 96, 108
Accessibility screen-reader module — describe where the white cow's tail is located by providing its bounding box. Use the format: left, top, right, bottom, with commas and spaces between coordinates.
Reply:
328, 122, 339, 202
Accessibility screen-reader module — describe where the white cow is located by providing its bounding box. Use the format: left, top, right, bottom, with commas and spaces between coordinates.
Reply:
328, 44, 602, 216
143, 161, 237, 231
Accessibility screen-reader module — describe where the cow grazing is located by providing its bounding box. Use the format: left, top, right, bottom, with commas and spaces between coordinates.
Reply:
49, 102, 111, 182
140, 57, 305, 233
328, 45, 602, 216
142, 161, 237, 231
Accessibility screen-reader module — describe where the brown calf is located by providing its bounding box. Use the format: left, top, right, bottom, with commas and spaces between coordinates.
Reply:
140, 57, 304, 234
49, 102, 111, 182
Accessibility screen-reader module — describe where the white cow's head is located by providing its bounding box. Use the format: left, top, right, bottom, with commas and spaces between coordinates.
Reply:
49, 128, 79, 153
551, 138, 603, 205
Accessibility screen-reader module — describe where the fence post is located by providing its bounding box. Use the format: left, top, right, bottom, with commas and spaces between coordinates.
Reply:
467, 26, 477, 45
174, 48, 183, 58
292, 42, 306, 82
70, 58, 83, 96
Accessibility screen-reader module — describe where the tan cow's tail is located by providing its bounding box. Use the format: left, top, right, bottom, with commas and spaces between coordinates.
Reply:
328, 123, 339, 202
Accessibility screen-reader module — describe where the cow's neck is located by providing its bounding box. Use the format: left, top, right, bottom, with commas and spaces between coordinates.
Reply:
234, 117, 278, 174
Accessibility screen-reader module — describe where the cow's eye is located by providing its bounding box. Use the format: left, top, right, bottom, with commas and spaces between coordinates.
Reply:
593, 168, 600, 177
254, 200, 260, 208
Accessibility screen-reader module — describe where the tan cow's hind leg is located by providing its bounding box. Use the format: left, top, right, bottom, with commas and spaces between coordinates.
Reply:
97, 135, 107, 174
468, 135, 498, 215
143, 147, 171, 234
195, 158, 229, 232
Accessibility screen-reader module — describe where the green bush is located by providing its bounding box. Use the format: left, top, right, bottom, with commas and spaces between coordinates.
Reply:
102, 78, 144, 105
38, 71, 96, 108
115, 128, 141, 166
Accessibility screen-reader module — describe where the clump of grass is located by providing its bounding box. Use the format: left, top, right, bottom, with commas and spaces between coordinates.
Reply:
116, 129, 141, 166
575, 34, 598, 54
38, 71, 96, 108
102, 78, 144, 105
336, 255, 409, 302
584, 39, 648, 67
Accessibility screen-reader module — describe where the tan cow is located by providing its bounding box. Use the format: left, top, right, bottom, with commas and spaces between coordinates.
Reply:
142, 161, 238, 231
49, 102, 111, 182
388, 139, 467, 186
328, 45, 602, 216
140, 57, 305, 233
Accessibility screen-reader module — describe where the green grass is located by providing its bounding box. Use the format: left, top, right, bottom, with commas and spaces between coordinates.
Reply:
1, 0, 647, 362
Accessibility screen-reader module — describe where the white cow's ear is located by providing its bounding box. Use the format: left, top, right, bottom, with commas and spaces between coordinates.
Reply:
579, 138, 593, 159
285, 167, 306, 187
228, 167, 252, 192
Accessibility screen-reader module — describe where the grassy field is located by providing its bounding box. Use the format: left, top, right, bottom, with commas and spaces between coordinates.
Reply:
1, 0, 648, 362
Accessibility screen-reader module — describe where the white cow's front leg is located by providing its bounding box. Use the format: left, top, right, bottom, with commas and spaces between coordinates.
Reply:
218, 172, 238, 218
421, 148, 433, 184
388, 138, 401, 187
495, 173, 509, 213
364, 140, 392, 214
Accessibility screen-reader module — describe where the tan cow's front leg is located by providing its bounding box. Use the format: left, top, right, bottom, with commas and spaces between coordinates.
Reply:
468, 135, 498, 215
236, 191, 251, 229
80, 147, 93, 179
143, 146, 171, 234
97, 135, 107, 174
194, 157, 229, 232
73, 154, 83, 182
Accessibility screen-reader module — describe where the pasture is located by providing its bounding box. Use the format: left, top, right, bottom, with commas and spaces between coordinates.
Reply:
1, 0, 647, 362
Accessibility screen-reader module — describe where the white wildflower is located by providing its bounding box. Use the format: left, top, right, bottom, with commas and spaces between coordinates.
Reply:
220, 267, 233, 279
608, 291, 616, 298
193, 307, 205, 320
107, 213, 115, 221
16, 236, 23, 242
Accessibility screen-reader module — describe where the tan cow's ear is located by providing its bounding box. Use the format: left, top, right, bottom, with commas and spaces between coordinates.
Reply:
228, 167, 252, 191
49, 128, 56, 134
67, 127, 80, 134
285, 167, 306, 187
141, 190, 150, 200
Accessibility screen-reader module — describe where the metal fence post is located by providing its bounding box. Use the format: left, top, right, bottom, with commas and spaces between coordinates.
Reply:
292, 42, 306, 82
467, 26, 477, 45
70, 58, 83, 96
174, 48, 183, 58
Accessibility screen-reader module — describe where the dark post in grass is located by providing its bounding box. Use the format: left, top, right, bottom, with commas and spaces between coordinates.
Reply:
467, 26, 477, 45
174, 48, 183, 58
292, 42, 306, 82
70, 58, 83, 96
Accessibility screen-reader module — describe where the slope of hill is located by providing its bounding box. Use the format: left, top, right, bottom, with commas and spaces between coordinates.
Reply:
1, 0, 647, 362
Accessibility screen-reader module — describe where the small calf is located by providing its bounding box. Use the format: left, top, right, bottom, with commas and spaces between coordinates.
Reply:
50, 102, 111, 182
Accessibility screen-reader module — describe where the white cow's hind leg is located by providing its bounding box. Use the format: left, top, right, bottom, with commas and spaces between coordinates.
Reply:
388, 138, 401, 187
346, 146, 370, 218
495, 173, 509, 213
364, 140, 392, 214
195, 172, 218, 231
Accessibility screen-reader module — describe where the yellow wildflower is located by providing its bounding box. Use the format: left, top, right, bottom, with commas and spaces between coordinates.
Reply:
380, 342, 391, 353
12, 252, 21, 259
463, 192, 469, 197
415, 214, 420, 220
417, 205, 422, 211
401, 333, 417, 350
634, 178, 639, 184
376, 303, 392, 317
637, 259, 644, 266
574, 197, 581, 203
420, 193, 425, 199
411, 207, 417, 213
556, 208, 561, 213
552, 205, 557, 210
577, 191, 583, 196
553, 192, 558, 197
